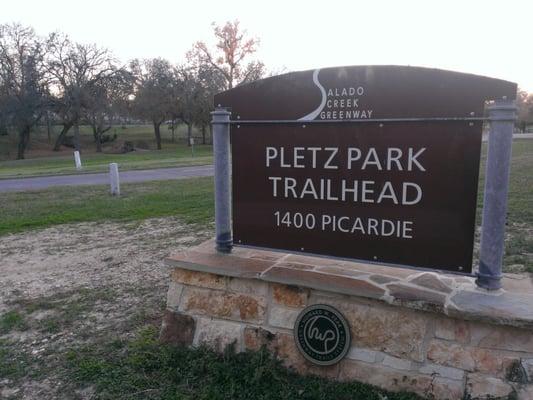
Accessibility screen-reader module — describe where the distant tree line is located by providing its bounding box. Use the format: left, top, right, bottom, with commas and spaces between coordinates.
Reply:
0, 20, 264, 159
516, 90, 533, 133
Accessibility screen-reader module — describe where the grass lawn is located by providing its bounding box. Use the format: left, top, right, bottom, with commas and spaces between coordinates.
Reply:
0, 145, 212, 179
0, 124, 213, 178
0, 319, 420, 399
477, 139, 533, 271
0, 177, 214, 235
63, 326, 420, 400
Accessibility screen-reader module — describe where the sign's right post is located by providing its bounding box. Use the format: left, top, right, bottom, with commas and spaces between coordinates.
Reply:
477, 99, 517, 290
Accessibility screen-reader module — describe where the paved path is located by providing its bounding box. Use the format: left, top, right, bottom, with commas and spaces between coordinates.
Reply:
0, 165, 214, 193
482, 133, 533, 142
514, 133, 533, 139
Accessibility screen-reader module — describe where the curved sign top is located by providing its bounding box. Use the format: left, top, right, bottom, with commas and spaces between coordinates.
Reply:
214, 65, 516, 120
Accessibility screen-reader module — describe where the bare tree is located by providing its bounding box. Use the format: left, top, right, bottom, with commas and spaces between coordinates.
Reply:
174, 65, 201, 146
516, 89, 533, 133
188, 20, 264, 90
85, 69, 133, 152
130, 58, 174, 150
191, 63, 225, 144
46, 34, 117, 151
0, 23, 49, 159
0, 82, 8, 136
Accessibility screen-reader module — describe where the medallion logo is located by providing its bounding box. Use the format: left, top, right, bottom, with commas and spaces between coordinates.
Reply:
294, 304, 351, 366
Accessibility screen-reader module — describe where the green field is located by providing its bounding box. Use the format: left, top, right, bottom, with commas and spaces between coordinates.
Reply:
0, 177, 215, 235
0, 124, 212, 178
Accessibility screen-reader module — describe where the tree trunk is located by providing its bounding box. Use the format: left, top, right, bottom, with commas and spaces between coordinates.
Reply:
93, 125, 98, 141
92, 125, 98, 143
153, 121, 162, 150
171, 121, 175, 143
95, 128, 102, 153
201, 125, 206, 145
209, 125, 213, 145
187, 123, 192, 147
73, 122, 81, 152
17, 126, 31, 160
46, 112, 51, 144
53, 122, 73, 151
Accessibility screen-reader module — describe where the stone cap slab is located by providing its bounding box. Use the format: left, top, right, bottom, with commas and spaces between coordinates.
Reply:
165, 240, 533, 330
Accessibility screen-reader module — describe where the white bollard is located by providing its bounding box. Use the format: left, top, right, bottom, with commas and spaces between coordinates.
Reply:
109, 163, 120, 196
74, 151, 82, 170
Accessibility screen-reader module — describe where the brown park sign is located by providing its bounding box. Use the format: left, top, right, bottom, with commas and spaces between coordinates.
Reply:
214, 66, 517, 274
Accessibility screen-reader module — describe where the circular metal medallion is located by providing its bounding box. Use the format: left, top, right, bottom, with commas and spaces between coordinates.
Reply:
294, 304, 351, 366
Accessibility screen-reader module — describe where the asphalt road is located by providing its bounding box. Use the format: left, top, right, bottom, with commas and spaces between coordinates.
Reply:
0, 165, 214, 193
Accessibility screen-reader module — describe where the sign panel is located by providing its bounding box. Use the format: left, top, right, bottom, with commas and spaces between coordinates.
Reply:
216, 66, 517, 273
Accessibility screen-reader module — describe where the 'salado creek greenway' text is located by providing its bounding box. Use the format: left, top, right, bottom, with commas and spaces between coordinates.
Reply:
265, 146, 426, 239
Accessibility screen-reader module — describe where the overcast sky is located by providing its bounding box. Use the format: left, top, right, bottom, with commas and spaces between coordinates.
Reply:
2, 0, 532, 91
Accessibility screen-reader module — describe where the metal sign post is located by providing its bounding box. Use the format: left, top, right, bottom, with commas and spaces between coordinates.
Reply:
211, 109, 232, 253
476, 99, 517, 290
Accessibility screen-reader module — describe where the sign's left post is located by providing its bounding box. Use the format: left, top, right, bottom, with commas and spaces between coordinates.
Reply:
211, 108, 233, 253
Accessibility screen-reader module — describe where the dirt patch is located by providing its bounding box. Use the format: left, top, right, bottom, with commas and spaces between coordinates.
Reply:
0, 217, 211, 399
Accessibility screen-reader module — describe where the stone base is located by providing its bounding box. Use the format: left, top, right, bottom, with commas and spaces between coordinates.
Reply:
162, 240, 533, 400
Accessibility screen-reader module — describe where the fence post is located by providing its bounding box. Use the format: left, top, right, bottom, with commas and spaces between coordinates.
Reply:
211, 108, 233, 253
74, 151, 82, 170
109, 163, 120, 196
476, 99, 516, 290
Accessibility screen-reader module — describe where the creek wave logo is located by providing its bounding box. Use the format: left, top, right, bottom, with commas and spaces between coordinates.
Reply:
298, 69, 326, 121
294, 304, 351, 366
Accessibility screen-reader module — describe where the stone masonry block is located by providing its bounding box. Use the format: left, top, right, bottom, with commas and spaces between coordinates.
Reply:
516, 385, 533, 400
427, 340, 475, 371
382, 355, 412, 371
409, 273, 452, 293
268, 305, 300, 330
243, 326, 276, 351
171, 268, 226, 290
477, 325, 533, 353
160, 310, 195, 346
523, 359, 533, 382
181, 287, 266, 324
428, 340, 506, 375
466, 373, 514, 399
339, 359, 464, 399
419, 363, 465, 381
228, 277, 268, 296
194, 317, 242, 352
347, 347, 380, 363
166, 281, 184, 311
435, 317, 470, 344
317, 297, 428, 362
272, 283, 308, 308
